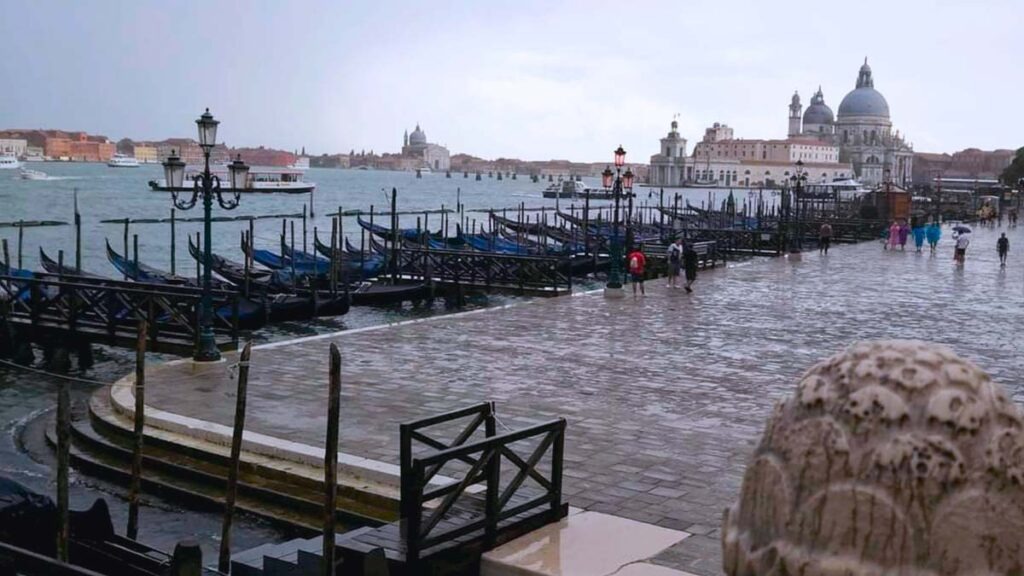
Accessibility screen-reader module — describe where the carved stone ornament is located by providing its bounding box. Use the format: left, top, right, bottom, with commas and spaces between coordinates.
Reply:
723, 340, 1024, 575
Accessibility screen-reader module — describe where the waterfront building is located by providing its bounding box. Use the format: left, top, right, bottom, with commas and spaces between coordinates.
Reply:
132, 145, 158, 163
790, 60, 915, 185
648, 119, 688, 187
648, 120, 851, 188
400, 124, 450, 171
0, 138, 27, 157
0, 129, 115, 162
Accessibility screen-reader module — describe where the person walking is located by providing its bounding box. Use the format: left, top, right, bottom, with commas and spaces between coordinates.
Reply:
898, 220, 910, 251
888, 221, 900, 250
926, 220, 941, 253
997, 232, 1009, 267
626, 244, 646, 296
954, 231, 970, 264
666, 238, 683, 288
683, 242, 699, 293
818, 222, 833, 255
912, 220, 926, 253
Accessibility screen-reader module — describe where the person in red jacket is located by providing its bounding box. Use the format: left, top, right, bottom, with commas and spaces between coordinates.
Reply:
626, 244, 646, 296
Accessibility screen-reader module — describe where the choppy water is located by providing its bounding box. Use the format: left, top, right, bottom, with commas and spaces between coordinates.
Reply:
0, 163, 761, 562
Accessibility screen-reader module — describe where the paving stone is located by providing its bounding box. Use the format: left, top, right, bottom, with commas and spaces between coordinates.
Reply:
142, 225, 1024, 576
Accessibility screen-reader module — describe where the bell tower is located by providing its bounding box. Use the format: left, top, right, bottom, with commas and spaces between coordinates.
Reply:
788, 91, 802, 137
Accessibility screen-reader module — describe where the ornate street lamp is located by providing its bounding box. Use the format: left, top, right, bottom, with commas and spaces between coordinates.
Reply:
165, 109, 247, 362
788, 159, 807, 255
603, 146, 634, 298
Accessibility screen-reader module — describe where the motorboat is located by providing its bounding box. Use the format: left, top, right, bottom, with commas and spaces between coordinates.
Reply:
0, 154, 20, 170
148, 165, 316, 194
19, 168, 48, 180
542, 179, 613, 199
107, 153, 140, 168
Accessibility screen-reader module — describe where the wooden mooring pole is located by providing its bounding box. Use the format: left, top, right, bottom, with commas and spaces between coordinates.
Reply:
218, 341, 252, 573
122, 219, 129, 280
56, 373, 70, 561
322, 344, 342, 576
74, 190, 82, 274
170, 208, 176, 276
17, 220, 24, 269
127, 319, 147, 540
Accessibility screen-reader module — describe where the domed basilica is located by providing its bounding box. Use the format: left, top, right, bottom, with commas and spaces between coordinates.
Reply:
789, 60, 913, 185
400, 123, 451, 171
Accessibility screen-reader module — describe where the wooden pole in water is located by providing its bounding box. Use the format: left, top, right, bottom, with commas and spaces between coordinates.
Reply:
17, 220, 24, 269
290, 222, 296, 289
390, 188, 398, 284
218, 341, 252, 573
123, 219, 129, 280
127, 319, 147, 540
322, 344, 342, 576
303, 204, 308, 256
133, 234, 139, 279
170, 208, 176, 276
247, 219, 254, 297
56, 373, 70, 561
2, 239, 8, 269
74, 190, 81, 274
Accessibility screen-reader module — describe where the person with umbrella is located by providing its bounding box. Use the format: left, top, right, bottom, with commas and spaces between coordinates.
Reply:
953, 224, 972, 264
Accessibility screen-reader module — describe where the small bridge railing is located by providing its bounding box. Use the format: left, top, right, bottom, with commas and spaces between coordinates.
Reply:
0, 272, 239, 353
393, 246, 573, 294
399, 403, 567, 563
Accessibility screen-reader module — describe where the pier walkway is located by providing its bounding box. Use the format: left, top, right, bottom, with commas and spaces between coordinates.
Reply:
134, 223, 1022, 575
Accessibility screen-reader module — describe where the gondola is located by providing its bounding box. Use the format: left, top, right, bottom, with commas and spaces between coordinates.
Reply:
356, 215, 440, 242
189, 239, 350, 319
105, 242, 270, 328
39, 249, 104, 279
489, 212, 548, 235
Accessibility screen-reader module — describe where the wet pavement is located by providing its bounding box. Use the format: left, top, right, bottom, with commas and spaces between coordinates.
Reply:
142, 222, 1024, 575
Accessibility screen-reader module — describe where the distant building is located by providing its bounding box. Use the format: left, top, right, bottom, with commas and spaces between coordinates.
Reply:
400, 124, 450, 171
789, 60, 914, 185
648, 119, 687, 187
911, 148, 1014, 184
0, 129, 115, 162
0, 138, 27, 157
648, 119, 851, 188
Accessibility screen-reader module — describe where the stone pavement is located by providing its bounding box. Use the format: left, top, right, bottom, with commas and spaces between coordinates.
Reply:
143, 223, 1023, 575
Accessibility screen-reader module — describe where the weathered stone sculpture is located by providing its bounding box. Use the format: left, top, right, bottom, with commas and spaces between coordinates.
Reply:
723, 340, 1024, 575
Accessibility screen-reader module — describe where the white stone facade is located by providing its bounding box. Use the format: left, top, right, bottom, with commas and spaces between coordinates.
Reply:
0, 138, 27, 156
794, 61, 914, 186
401, 124, 451, 171
648, 120, 688, 187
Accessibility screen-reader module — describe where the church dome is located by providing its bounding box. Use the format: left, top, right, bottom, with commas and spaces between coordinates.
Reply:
803, 87, 834, 125
409, 124, 427, 145
837, 60, 890, 119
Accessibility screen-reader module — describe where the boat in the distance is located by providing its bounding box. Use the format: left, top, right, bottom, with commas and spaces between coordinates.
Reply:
107, 153, 140, 168
19, 168, 48, 180
148, 165, 315, 194
542, 179, 613, 200
0, 154, 21, 170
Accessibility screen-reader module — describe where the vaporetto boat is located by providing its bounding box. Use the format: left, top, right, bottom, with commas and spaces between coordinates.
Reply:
148, 166, 316, 194
107, 153, 140, 168
0, 154, 21, 170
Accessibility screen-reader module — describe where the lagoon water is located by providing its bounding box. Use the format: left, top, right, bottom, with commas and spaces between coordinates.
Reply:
0, 162, 764, 560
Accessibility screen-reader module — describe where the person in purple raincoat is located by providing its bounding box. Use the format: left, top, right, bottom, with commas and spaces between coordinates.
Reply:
897, 220, 910, 251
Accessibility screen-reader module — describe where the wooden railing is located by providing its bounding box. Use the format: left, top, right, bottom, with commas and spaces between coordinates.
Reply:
392, 246, 573, 294
399, 403, 567, 563
0, 272, 239, 354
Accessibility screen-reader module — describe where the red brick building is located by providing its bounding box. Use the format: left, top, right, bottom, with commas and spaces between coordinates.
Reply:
0, 129, 115, 162
912, 148, 1014, 184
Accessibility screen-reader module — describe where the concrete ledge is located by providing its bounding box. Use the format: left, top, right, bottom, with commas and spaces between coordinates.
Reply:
480, 511, 690, 576
107, 359, 471, 494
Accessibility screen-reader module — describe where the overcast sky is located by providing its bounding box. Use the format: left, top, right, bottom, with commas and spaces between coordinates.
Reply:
1, 1, 1019, 162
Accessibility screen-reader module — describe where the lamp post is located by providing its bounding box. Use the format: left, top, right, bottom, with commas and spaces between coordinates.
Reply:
601, 146, 635, 298
787, 159, 807, 256
164, 109, 249, 362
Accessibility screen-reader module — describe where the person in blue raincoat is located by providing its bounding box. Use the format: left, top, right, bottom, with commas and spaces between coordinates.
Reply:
912, 219, 927, 252
926, 220, 942, 253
